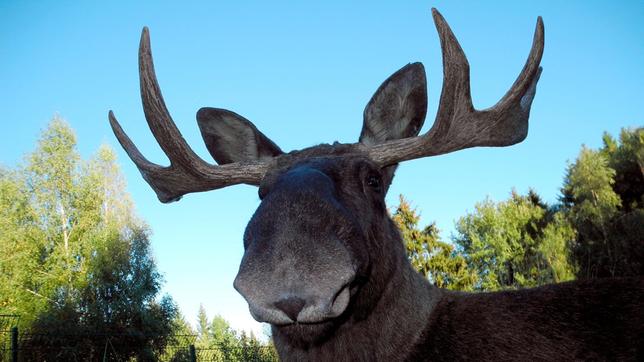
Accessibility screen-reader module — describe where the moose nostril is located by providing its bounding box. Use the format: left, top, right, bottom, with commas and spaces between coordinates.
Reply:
274, 297, 306, 321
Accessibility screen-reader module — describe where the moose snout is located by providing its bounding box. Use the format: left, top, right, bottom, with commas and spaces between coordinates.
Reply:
274, 283, 351, 323
234, 267, 355, 325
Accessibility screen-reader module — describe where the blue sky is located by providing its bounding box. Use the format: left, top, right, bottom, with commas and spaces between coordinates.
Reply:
1, 1, 642, 336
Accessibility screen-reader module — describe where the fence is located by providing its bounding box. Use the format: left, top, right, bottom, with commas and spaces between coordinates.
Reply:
0, 323, 278, 362
0, 315, 19, 362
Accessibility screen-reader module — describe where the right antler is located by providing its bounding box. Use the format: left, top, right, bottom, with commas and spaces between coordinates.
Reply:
366, 8, 544, 166
109, 27, 270, 203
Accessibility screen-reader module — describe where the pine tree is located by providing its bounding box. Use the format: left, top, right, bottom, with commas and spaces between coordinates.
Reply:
196, 304, 211, 347
392, 196, 477, 291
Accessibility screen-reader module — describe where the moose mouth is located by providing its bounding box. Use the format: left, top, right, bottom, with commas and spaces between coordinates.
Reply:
270, 282, 364, 347
273, 319, 339, 348
247, 282, 353, 327
272, 295, 353, 347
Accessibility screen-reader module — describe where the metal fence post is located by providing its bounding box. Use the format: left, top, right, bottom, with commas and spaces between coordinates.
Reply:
189, 344, 196, 362
11, 326, 18, 362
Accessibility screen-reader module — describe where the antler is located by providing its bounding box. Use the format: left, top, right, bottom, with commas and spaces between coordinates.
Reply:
366, 8, 544, 166
110, 9, 543, 202
108, 27, 270, 203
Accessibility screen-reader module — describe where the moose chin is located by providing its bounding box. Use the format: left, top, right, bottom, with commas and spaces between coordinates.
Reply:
110, 8, 644, 362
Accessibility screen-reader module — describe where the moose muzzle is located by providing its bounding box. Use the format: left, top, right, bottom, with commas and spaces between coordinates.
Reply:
234, 229, 356, 325
233, 166, 360, 325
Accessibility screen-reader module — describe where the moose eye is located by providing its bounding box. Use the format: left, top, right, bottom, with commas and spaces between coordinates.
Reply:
366, 175, 381, 190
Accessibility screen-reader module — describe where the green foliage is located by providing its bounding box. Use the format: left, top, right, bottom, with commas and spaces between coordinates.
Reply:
453, 190, 576, 291
196, 304, 210, 346
210, 314, 243, 359
562, 128, 643, 278
393, 196, 477, 291
537, 212, 578, 283
0, 169, 45, 319
601, 128, 644, 211
563, 146, 621, 221
0, 117, 176, 360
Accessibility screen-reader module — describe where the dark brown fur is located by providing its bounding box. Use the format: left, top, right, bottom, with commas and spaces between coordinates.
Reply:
410, 279, 644, 361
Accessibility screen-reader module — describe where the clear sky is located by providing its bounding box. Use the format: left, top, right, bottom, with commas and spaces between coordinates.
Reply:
1, 0, 642, 336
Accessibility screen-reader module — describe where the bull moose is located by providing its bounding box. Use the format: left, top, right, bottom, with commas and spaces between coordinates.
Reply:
109, 8, 643, 361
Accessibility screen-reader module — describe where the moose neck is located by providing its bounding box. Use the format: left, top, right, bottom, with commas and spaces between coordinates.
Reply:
273, 228, 442, 361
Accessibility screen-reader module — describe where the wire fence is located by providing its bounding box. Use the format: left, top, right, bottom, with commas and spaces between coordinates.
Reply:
0, 319, 278, 362
192, 347, 278, 362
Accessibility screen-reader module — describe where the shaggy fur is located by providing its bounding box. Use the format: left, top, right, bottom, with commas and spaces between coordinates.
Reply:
409, 278, 644, 361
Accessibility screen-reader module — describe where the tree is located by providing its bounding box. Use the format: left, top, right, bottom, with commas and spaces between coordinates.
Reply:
453, 190, 576, 291
210, 314, 240, 360
392, 196, 477, 291
562, 128, 643, 278
0, 168, 44, 320
234, 330, 278, 362
196, 304, 211, 347
600, 128, 644, 211
0, 117, 177, 360
160, 311, 196, 362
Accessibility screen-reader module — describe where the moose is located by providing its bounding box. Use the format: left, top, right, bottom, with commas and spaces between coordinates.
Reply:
109, 9, 643, 361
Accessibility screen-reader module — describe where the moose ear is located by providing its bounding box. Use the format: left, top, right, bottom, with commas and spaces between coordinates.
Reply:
359, 63, 427, 190
359, 62, 428, 145
197, 107, 283, 164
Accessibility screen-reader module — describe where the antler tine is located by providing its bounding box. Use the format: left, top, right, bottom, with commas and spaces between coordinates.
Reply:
138, 27, 211, 175
367, 9, 544, 166
109, 28, 270, 203
109, 110, 162, 174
